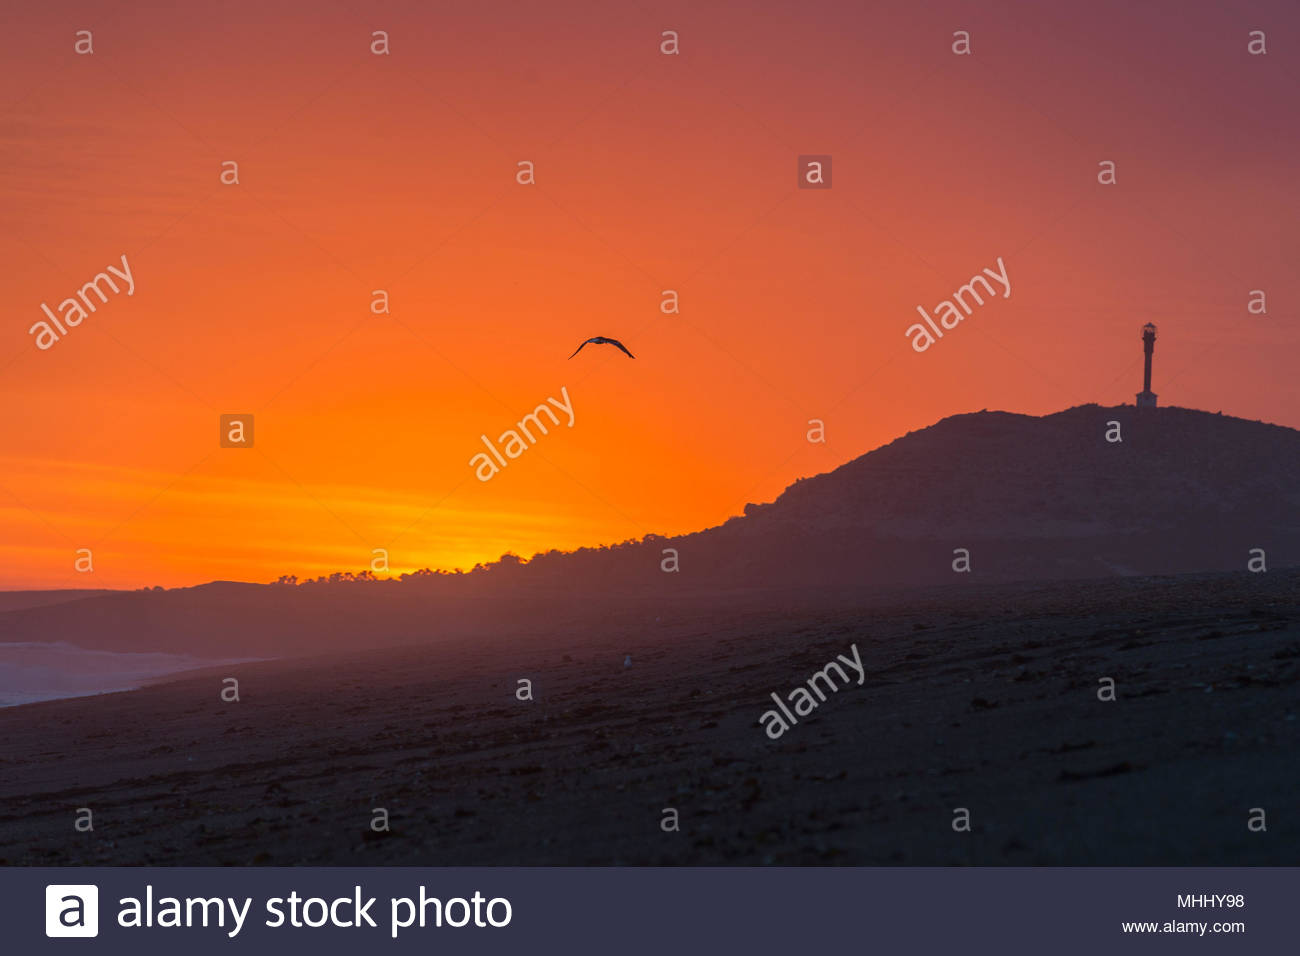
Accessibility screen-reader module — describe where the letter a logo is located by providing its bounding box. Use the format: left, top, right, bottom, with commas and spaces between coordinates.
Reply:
45, 885, 99, 937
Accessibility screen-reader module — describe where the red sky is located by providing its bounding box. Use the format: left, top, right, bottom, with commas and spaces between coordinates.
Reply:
2, 0, 1297, 589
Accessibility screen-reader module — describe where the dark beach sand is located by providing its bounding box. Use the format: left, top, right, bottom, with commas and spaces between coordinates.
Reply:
1, 570, 1296, 865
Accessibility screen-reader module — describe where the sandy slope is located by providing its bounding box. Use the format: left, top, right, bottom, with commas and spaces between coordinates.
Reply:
0, 569, 1296, 866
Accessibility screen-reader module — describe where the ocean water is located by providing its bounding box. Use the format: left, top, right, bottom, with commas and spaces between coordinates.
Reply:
0, 641, 256, 707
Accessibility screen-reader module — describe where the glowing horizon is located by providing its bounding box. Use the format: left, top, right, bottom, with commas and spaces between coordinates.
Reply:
3, 0, 1297, 589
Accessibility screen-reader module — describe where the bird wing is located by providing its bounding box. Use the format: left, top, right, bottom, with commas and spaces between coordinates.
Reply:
610, 339, 635, 359
568, 340, 592, 359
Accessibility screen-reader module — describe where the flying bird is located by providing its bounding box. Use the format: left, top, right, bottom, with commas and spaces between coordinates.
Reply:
569, 336, 635, 359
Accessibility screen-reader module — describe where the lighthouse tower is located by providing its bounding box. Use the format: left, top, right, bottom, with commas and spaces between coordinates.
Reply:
1136, 322, 1158, 408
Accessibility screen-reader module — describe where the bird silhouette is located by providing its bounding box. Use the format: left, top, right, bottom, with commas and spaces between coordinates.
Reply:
569, 336, 635, 359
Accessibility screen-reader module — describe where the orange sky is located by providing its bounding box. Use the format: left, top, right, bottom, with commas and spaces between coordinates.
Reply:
3, 0, 1297, 589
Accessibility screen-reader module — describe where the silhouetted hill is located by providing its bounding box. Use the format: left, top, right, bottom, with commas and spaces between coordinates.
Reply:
506, 403, 1299, 592
0, 589, 115, 613
2, 404, 1296, 657
687, 403, 1300, 585
762, 404, 1297, 537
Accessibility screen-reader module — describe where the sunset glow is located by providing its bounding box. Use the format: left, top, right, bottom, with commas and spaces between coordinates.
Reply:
4, 0, 1297, 589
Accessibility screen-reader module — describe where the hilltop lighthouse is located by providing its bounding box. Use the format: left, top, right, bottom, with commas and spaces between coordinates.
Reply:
1136, 322, 1158, 408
